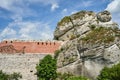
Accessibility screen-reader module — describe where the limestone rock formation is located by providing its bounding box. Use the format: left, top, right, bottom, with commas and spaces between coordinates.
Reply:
54, 10, 120, 80
54, 10, 118, 41
97, 10, 111, 22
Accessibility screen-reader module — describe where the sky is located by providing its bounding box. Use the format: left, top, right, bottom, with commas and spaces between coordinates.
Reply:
0, 0, 120, 41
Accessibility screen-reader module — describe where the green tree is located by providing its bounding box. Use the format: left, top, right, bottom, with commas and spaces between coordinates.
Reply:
97, 63, 120, 80
0, 70, 22, 80
0, 70, 9, 80
36, 55, 57, 80
9, 72, 22, 80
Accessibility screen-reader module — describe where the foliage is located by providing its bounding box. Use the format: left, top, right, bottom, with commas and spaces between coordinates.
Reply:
88, 25, 96, 30
54, 50, 61, 59
57, 73, 88, 80
70, 34, 76, 40
72, 10, 94, 19
54, 36, 59, 40
9, 72, 22, 80
54, 48, 64, 59
57, 73, 73, 80
72, 10, 86, 19
36, 55, 57, 80
0, 70, 22, 80
0, 70, 9, 80
97, 63, 120, 80
58, 16, 71, 26
80, 27, 118, 44
67, 76, 88, 80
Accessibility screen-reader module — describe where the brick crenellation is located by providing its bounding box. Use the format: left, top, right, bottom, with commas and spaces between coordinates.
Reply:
0, 40, 62, 54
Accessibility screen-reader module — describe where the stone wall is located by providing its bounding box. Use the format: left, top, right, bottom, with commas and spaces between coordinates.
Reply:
0, 53, 47, 80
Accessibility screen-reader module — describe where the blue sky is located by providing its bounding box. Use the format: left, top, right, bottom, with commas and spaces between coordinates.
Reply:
0, 0, 120, 41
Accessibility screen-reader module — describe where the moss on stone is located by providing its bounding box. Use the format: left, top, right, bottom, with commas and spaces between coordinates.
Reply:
80, 27, 120, 44
71, 10, 86, 19
71, 10, 94, 20
57, 16, 71, 26
88, 25, 96, 30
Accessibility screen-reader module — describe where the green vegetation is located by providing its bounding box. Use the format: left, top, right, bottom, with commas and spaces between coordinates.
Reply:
80, 27, 120, 43
57, 73, 73, 80
87, 11, 94, 16
72, 10, 94, 19
67, 76, 88, 80
54, 48, 64, 59
54, 49, 61, 59
58, 16, 71, 26
88, 25, 96, 30
0, 70, 22, 80
72, 10, 86, 19
57, 11, 95, 26
97, 63, 120, 80
69, 34, 77, 40
57, 73, 88, 80
36, 55, 57, 80
36, 54, 89, 80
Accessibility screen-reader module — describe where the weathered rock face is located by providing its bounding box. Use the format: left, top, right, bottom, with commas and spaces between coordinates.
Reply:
54, 10, 120, 80
97, 10, 111, 22
54, 10, 119, 41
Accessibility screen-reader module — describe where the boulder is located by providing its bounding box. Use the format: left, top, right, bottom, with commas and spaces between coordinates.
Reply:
97, 10, 111, 22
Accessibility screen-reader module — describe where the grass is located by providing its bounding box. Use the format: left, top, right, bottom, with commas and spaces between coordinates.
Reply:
80, 27, 120, 44
58, 16, 71, 26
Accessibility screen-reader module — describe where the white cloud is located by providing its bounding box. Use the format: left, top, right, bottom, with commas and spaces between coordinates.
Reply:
61, 8, 68, 15
0, 19, 53, 41
0, 0, 57, 41
63, 9, 67, 13
106, 0, 120, 26
106, 0, 120, 13
0, 0, 59, 18
71, 11, 78, 14
0, 0, 32, 16
51, 3, 59, 11
82, 1, 93, 7
0, 27, 16, 38
0, 0, 13, 10
28, 0, 59, 11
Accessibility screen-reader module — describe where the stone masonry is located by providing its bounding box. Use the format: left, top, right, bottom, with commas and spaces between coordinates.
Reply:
0, 53, 47, 80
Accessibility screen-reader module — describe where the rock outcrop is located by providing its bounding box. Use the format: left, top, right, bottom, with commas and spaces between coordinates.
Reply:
97, 10, 111, 22
54, 10, 120, 80
54, 10, 118, 41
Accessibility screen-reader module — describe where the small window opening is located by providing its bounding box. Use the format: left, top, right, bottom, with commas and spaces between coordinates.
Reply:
5, 41, 7, 43
37, 42, 39, 45
42, 42, 44, 45
11, 41, 13, 43
46, 42, 48, 45
50, 43, 51, 45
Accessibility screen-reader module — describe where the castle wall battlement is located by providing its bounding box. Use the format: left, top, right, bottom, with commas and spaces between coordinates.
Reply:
0, 40, 62, 54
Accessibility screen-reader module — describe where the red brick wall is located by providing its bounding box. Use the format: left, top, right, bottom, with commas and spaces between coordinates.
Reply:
0, 40, 62, 54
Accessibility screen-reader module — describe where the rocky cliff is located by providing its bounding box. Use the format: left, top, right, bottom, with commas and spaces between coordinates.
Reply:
54, 10, 120, 80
